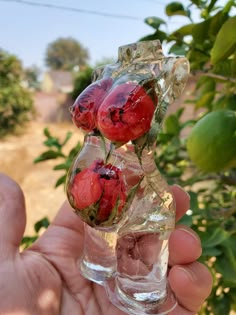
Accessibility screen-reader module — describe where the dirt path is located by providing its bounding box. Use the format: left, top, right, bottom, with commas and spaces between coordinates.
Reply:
0, 121, 83, 236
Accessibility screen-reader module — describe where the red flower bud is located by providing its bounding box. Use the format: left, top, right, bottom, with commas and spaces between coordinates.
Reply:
70, 78, 113, 132
69, 159, 127, 226
97, 82, 156, 143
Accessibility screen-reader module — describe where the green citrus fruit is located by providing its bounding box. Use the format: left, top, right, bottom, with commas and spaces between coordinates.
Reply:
187, 110, 236, 172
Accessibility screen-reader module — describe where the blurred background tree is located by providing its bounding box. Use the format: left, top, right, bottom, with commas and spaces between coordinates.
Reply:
45, 37, 89, 71
71, 57, 116, 100
70, 66, 93, 100
23, 65, 41, 90
0, 50, 34, 137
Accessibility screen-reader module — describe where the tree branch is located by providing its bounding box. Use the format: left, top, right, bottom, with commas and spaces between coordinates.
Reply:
198, 71, 236, 83
221, 206, 236, 218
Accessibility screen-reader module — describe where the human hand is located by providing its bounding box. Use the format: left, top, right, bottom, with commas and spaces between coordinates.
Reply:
0, 173, 212, 315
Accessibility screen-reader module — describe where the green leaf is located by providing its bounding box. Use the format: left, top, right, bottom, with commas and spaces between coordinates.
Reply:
34, 150, 65, 163
194, 77, 216, 109
144, 17, 166, 30
167, 166, 182, 177
212, 56, 236, 78
207, 0, 218, 14
169, 43, 188, 56
140, 33, 160, 42
188, 191, 199, 211
53, 163, 69, 171
223, 0, 235, 14
211, 294, 231, 315
34, 217, 50, 233
192, 19, 211, 44
43, 137, 61, 150
140, 29, 167, 43
231, 53, 236, 77
187, 49, 209, 70
170, 24, 194, 39
215, 255, 236, 287
55, 174, 67, 187
229, 288, 236, 304
196, 76, 216, 91
180, 119, 196, 130
189, 0, 202, 6
43, 127, 51, 138
211, 16, 236, 64
165, 2, 189, 17
195, 91, 215, 109
68, 142, 82, 159
164, 114, 180, 136
178, 213, 193, 226
62, 131, 72, 146
201, 246, 222, 257
202, 227, 229, 248
175, 107, 185, 119
225, 94, 236, 111
221, 236, 236, 261
21, 236, 38, 249
208, 11, 228, 40
213, 94, 236, 111
157, 131, 173, 144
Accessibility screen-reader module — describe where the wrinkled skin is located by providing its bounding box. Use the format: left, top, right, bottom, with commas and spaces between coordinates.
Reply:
0, 173, 212, 315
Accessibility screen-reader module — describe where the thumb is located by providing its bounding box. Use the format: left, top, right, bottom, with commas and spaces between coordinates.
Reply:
0, 173, 26, 258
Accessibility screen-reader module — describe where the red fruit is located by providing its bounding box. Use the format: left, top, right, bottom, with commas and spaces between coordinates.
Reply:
97, 82, 156, 143
69, 159, 127, 226
70, 78, 113, 132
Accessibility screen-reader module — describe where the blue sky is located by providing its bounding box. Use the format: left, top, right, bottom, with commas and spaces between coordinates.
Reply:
0, 0, 203, 70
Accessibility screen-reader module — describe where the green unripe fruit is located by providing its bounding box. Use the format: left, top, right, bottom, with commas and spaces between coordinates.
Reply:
187, 110, 236, 172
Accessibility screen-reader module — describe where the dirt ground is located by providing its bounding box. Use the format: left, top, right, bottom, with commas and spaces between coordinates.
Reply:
0, 120, 83, 236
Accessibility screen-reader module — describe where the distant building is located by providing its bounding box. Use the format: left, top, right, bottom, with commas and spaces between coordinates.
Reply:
41, 70, 73, 93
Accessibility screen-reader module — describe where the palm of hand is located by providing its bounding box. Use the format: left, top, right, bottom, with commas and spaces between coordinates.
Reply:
7, 249, 124, 315
3, 208, 125, 315
0, 174, 212, 315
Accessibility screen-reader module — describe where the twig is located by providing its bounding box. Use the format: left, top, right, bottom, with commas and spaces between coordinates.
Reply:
197, 71, 236, 83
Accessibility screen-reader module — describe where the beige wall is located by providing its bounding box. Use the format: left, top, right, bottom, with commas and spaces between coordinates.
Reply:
41, 73, 54, 93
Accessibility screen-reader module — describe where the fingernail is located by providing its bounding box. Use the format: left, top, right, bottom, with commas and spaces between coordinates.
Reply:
177, 266, 198, 282
177, 227, 201, 243
173, 184, 190, 200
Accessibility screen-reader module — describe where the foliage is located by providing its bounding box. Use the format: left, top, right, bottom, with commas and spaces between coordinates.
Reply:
45, 37, 89, 71
71, 66, 93, 101
33, 0, 236, 314
21, 217, 50, 249
140, 1, 236, 313
34, 127, 81, 188
94, 57, 116, 68
23, 65, 41, 90
0, 50, 34, 137
156, 109, 236, 315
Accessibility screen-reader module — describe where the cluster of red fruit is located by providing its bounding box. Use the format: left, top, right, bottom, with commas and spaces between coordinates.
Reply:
70, 77, 156, 144
68, 77, 157, 227
70, 159, 127, 226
